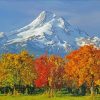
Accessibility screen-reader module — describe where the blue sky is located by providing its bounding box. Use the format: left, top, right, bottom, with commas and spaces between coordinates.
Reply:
0, 0, 100, 34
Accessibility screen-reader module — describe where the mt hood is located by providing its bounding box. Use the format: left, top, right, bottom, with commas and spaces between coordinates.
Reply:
0, 11, 100, 56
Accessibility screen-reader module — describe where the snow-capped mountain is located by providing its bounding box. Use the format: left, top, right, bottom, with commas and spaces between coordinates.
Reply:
0, 11, 100, 56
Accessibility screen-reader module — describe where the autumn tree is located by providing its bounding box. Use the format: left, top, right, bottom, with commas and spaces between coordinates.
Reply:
0, 51, 36, 94
48, 55, 65, 91
0, 61, 8, 87
34, 55, 52, 88
64, 45, 100, 95
34, 54, 65, 97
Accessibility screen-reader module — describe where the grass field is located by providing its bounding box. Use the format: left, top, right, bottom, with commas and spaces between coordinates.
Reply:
0, 95, 99, 100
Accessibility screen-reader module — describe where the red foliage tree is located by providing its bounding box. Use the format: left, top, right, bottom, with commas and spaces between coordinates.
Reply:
34, 54, 65, 97
34, 55, 52, 88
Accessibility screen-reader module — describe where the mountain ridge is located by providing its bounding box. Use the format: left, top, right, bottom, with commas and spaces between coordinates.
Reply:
0, 11, 100, 56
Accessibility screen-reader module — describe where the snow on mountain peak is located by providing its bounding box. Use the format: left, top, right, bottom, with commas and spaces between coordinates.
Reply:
0, 32, 4, 38
7, 11, 73, 43
0, 11, 100, 56
37, 11, 56, 20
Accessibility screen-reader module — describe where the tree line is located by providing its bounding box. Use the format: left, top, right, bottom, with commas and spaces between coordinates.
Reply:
0, 45, 100, 96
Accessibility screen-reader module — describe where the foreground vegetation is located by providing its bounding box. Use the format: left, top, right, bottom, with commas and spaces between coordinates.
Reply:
0, 45, 99, 97
0, 95, 99, 100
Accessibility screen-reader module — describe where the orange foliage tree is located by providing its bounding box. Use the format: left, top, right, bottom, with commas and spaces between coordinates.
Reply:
64, 45, 100, 95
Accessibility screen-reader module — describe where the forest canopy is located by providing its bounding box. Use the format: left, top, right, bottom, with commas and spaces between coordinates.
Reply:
0, 45, 99, 96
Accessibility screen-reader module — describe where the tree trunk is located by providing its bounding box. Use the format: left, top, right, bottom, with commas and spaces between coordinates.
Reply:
90, 86, 94, 96
90, 75, 94, 100
48, 88, 54, 98
13, 86, 16, 95
90, 75, 94, 96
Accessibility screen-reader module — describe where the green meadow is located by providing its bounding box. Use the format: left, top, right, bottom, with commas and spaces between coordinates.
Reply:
0, 95, 99, 100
